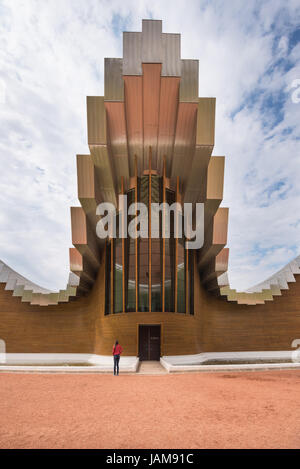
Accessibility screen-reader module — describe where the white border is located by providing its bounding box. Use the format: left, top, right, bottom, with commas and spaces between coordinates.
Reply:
0, 353, 139, 373
160, 350, 300, 372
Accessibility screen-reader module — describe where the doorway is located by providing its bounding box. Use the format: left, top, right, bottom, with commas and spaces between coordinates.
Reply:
138, 325, 161, 361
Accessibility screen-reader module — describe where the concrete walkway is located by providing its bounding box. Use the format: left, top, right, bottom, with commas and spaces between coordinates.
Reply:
137, 361, 167, 375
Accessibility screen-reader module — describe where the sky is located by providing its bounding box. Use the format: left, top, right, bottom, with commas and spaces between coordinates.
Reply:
0, 0, 300, 291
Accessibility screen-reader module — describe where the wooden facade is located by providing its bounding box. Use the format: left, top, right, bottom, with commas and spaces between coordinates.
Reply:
1, 255, 300, 355
1, 19, 300, 356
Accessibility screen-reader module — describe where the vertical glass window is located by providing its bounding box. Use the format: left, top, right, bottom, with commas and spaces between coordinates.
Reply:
188, 249, 194, 315
114, 215, 123, 313
105, 241, 111, 315
177, 213, 186, 313
126, 189, 136, 311
151, 176, 162, 311
165, 189, 175, 312
138, 176, 149, 312
104, 173, 193, 315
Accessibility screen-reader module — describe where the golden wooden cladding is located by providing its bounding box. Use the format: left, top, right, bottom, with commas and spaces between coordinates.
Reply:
77, 154, 96, 200
179, 59, 199, 103
89, 146, 117, 207
104, 101, 129, 181
183, 146, 213, 205
143, 64, 161, 169
87, 96, 107, 145
76, 154, 102, 225
88, 74, 215, 189
1, 256, 300, 355
71, 207, 100, 267
123, 75, 143, 175
157, 77, 180, 175
198, 207, 229, 269
86, 97, 117, 207
0, 282, 95, 354
69, 247, 83, 273
196, 98, 215, 147
171, 102, 198, 182
203, 156, 226, 231
104, 58, 124, 101
212, 208, 229, 245
201, 248, 229, 285
206, 157, 225, 204
69, 248, 95, 285
71, 206, 87, 245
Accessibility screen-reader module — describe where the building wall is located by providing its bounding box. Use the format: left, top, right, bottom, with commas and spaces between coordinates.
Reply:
195, 264, 300, 352
0, 283, 96, 354
1, 257, 300, 355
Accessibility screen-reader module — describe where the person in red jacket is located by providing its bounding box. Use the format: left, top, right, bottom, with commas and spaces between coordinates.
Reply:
112, 340, 123, 375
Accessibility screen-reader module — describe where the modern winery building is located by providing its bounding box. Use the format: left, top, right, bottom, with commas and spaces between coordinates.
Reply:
1, 20, 300, 361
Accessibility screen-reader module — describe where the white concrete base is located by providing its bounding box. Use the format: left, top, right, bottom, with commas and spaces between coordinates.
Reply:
0, 353, 139, 373
1, 352, 299, 374
160, 351, 300, 373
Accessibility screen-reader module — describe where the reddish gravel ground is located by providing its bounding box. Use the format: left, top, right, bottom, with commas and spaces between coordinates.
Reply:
0, 370, 299, 449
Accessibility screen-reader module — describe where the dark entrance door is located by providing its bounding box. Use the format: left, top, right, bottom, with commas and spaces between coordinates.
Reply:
138, 325, 161, 361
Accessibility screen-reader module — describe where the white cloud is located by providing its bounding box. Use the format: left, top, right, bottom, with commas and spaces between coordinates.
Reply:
0, 0, 299, 291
